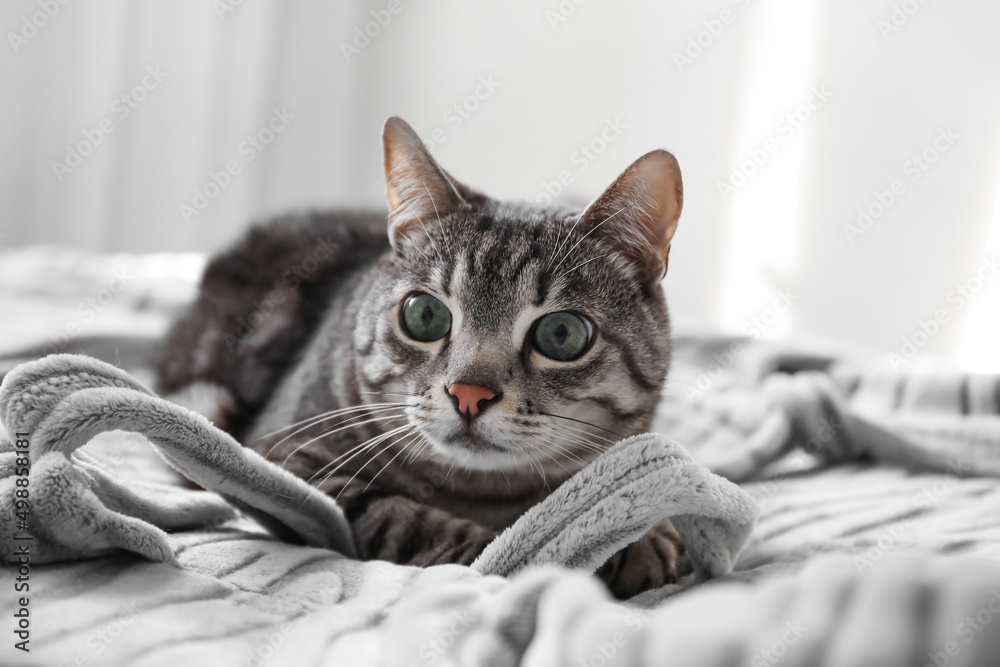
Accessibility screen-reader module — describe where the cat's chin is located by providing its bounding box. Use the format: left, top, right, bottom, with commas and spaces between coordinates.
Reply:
422, 435, 529, 473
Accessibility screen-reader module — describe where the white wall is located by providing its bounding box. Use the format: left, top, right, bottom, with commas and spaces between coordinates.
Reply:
2, 0, 999, 370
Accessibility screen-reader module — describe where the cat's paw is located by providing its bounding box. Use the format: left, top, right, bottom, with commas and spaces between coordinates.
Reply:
413, 524, 498, 567
597, 522, 685, 599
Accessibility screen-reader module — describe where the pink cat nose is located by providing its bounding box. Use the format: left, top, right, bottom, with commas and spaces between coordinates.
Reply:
447, 383, 497, 418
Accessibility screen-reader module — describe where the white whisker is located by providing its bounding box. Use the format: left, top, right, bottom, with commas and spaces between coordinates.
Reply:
547, 426, 610, 453
330, 424, 418, 500
404, 199, 442, 259
262, 402, 410, 457
552, 206, 628, 273
533, 446, 571, 480
281, 411, 408, 468
564, 252, 611, 277
259, 402, 408, 439
307, 422, 414, 487
405, 435, 432, 465
537, 436, 591, 469
539, 411, 621, 443
363, 430, 424, 493
421, 179, 453, 255
548, 213, 587, 271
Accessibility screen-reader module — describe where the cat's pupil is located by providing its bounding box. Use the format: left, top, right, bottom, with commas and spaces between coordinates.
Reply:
554, 324, 568, 346
421, 307, 434, 327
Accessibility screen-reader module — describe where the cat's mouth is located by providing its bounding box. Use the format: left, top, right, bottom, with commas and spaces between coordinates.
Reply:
418, 421, 525, 471
442, 430, 509, 454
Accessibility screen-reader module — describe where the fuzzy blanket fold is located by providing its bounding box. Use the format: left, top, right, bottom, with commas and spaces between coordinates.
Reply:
663, 339, 1000, 483
472, 434, 757, 584
0, 355, 356, 563
0, 354, 759, 585
7, 250, 1000, 666
3, 337, 1000, 666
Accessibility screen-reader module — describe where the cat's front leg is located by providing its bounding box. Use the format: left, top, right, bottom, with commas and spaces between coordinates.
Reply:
336, 484, 498, 566
596, 521, 685, 599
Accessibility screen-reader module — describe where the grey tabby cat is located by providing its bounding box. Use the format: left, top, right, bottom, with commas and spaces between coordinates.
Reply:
158, 117, 684, 598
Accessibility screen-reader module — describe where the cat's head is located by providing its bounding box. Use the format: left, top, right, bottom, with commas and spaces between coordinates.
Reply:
356, 116, 682, 473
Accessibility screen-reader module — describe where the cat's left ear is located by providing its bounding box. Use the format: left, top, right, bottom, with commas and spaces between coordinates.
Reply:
578, 150, 683, 282
382, 116, 483, 250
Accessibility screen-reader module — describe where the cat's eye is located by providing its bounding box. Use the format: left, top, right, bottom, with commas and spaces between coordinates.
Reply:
401, 292, 452, 342
531, 311, 593, 361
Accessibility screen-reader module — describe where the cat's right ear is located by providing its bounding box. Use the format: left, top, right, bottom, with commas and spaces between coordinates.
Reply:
578, 149, 683, 283
382, 116, 478, 250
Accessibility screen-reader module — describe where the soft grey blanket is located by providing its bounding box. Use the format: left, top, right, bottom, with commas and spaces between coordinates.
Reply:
0, 355, 758, 582
2, 245, 1000, 667
3, 341, 1000, 666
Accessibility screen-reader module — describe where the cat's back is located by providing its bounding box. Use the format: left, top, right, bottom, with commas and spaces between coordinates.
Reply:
157, 210, 389, 437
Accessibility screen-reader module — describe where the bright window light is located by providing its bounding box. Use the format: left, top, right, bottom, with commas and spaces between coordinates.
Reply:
717, 0, 822, 338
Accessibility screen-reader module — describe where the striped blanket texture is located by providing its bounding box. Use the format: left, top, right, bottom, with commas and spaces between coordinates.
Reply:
1, 248, 1000, 666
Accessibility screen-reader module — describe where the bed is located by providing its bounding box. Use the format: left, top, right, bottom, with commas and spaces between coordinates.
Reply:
2, 246, 1000, 667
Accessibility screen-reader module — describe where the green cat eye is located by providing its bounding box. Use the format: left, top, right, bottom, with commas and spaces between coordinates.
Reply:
401, 293, 452, 342
532, 311, 593, 361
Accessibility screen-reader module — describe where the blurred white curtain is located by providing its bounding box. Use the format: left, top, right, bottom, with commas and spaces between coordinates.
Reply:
0, 0, 372, 253
352, 0, 1000, 368
2, 0, 1000, 368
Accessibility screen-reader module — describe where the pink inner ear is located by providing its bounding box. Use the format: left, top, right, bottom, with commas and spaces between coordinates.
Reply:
382, 118, 462, 247
633, 154, 683, 238
580, 150, 683, 279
